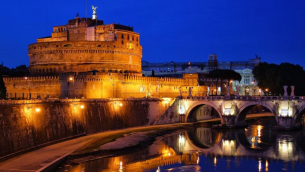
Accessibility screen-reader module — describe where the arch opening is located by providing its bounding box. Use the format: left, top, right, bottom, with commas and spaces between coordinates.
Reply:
236, 105, 274, 123
295, 107, 305, 127
187, 104, 221, 122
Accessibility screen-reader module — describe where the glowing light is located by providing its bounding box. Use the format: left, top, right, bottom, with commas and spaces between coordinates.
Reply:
35, 108, 40, 112
257, 125, 262, 137
156, 166, 160, 172
258, 159, 262, 172
69, 77, 73, 81
168, 153, 171, 156
197, 157, 200, 164
119, 161, 123, 170
24, 77, 28, 80
179, 135, 185, 145
80, 105, 84, 109
119, 103, 123, 107
214, 157, 217, 166
265, 160, 269, 172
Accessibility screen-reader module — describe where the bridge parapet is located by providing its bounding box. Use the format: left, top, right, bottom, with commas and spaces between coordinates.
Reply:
154, 97, 305, 130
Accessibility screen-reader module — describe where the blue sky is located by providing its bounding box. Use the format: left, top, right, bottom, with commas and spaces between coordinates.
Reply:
0, 0, 304, 68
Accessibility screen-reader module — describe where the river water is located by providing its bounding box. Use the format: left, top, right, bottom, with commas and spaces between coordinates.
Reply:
55, 118, 305, 172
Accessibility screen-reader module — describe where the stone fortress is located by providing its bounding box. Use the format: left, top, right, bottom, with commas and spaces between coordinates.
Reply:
4, 12, 203, 99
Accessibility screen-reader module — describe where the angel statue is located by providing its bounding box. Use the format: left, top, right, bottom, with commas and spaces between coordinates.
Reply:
92, 5, 98, 15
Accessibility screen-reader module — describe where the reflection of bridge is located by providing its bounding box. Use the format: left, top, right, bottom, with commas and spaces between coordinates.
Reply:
155, 96, 305, 130
165, 127, 305, 163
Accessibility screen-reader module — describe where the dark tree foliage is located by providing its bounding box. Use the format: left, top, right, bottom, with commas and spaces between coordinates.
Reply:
208, 69, 242, 82
0, 68, 7, 99
253, 62, 305, 96
207, 69, 242, 95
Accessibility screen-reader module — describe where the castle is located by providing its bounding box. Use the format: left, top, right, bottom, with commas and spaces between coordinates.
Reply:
4, 13, 204, 99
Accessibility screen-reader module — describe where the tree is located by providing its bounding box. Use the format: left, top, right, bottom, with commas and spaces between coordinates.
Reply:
253, 62, 305, 96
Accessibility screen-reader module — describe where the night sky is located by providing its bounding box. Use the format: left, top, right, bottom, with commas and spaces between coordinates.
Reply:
0, 0, 304, 68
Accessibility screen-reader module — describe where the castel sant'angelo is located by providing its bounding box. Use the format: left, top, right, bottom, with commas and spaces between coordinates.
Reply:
4, 8, 204, 99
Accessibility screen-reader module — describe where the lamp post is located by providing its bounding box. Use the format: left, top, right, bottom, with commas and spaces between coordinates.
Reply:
110, 76, 115, 98
24, 77, 31, 99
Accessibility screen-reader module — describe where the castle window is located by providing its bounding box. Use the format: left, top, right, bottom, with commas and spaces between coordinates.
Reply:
127, 35, 130, 40
55, 29, 58, 32
98, 45, 101, 47
64, 44, 72, 47
121, 41, 124, 44
63, 28, 66, 32
132, 36, 134, 41
121, 34, 124, 39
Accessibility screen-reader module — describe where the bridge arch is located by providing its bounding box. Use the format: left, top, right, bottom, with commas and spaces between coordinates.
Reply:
294, 105, 305, 126
185, 101, 223, 123
235, 102, 278, 124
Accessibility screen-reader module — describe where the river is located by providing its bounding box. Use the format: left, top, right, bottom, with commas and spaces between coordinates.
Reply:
55, 117, 305, 172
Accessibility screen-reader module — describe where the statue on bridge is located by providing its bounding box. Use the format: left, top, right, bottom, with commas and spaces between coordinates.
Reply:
226, 85, 230, 96
291, 85, 295, 97
283, 85, 288, 97
188, 87, 192, 98
235, 86, 239, 96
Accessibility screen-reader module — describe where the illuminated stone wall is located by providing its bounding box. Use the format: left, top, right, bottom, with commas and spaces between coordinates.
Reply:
0, 99, 166, 158
4, 73, 203, 99
28, 41, 142, 74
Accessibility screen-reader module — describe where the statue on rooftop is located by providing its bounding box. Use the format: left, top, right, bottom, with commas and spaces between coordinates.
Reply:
92, 5, 98, 15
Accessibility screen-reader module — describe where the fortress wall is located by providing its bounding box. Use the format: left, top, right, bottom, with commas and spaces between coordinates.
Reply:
3, 76, 61, 99
0, 98, 166, 158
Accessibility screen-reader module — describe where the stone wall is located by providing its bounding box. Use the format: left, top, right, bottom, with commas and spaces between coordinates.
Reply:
0, 98, 166, 158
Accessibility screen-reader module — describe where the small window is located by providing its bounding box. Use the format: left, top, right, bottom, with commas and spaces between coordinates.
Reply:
121, 34, 124, 39
64, 44, 72, 47
121, 41, 124, 44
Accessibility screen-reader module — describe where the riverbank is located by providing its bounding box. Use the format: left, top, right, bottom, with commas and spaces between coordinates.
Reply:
0, 113, 274, 172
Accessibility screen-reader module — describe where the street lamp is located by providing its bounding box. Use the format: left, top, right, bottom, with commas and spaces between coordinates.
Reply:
24, 77, 31, 99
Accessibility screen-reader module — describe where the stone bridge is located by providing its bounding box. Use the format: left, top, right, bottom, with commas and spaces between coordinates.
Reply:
155, 96, 305, 130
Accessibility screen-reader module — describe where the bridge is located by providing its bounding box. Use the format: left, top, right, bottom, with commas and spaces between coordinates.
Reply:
155, 96, 305, 130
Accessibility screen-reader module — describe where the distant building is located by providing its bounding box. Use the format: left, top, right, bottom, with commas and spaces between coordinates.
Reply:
142, 54, 261, 95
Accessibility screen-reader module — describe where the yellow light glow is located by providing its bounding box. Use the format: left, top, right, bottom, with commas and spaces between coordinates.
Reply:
265, 160, 269, 172
35, 108, 40, 112
69, 77, 73, 81
80, 105, 84, 109
119, 103, 123, 107
214, 157, 217, 166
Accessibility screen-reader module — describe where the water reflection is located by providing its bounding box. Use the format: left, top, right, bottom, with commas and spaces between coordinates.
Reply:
55, 120, 305, 172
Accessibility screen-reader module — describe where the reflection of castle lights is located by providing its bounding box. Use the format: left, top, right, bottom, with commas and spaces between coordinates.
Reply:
179, 135, 185, 145
156, 166, 160, 172
214, 157, 217, 166
197, 157, 200, 164
258, 159, 262, 172
265, 160, 269, 172
119, 161, 123, 170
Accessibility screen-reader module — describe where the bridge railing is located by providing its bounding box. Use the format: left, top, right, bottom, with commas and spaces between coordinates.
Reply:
186, 96, 305, 101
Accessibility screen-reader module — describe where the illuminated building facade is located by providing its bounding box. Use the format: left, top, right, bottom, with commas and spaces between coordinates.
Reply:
142, 55, 261, 95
